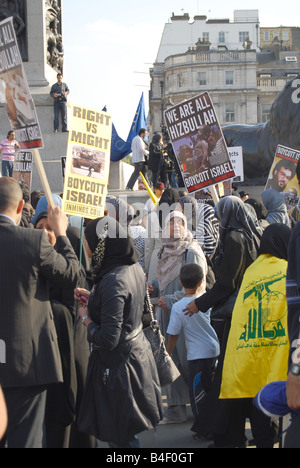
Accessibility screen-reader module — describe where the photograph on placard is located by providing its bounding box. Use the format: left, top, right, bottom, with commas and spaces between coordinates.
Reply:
71, 145, 106, 180
164, 92, 235, 194
265, 145, 300, 211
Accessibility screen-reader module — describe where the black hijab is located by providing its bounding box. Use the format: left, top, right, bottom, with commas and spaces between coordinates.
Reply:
259, 223, 291, 261
245, 198, 268, 220
178, 195, 198, 231
216, 197, 263, 245
84, 216, 139, 283
152, 133, 162, 146
158, 188, 180, 228
214, 196, 263, 267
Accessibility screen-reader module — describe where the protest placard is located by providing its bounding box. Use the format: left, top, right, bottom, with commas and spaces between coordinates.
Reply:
228, 147, 244, 183
12, 151, 32, 189
164, 92, 235, 194
62, 104, 112, 219
265, 144, 300, 210
0, 17, 43, 149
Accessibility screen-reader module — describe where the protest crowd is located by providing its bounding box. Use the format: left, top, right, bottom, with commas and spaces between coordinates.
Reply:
0, 142, 300, 449
0, 11, 300, 451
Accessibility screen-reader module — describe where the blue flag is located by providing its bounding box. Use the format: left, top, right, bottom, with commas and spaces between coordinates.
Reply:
126, 92, 147, 142
106, 93, 147, 162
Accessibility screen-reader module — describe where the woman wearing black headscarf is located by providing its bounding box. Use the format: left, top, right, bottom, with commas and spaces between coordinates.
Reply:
245, 197, 269, 230
183, 196, 263, 444
185, 196, 262, 317
75, 217, 163, 448
148, 133, 164, 186
177, 195, 198, 233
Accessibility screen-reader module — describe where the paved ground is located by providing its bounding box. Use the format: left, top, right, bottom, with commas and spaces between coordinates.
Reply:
96, 404, 211, 449
96, 401, 264, 449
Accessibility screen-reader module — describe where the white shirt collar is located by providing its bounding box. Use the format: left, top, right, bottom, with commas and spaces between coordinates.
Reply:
0, 213, 17, 225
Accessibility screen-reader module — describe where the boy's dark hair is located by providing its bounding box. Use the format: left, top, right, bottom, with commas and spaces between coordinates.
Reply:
138, 128, 146, 136
180, 263, 204, 289
19, 183, 30, 203
30, 190, 44, 209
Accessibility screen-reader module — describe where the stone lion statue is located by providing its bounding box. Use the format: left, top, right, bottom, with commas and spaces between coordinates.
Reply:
223, 74, 300, 185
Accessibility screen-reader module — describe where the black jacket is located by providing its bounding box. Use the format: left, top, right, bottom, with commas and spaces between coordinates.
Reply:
0, 216, 81, 388
78, 263, 163, 443
195, 230, 256, 312
148, 143, 163, 172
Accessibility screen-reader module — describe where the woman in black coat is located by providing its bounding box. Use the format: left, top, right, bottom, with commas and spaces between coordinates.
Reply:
75, 217, 163, 448
148, 133, 164, 186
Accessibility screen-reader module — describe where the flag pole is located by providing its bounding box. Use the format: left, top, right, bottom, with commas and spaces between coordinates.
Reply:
139, 172, 159, 205
209, 185, 219, 206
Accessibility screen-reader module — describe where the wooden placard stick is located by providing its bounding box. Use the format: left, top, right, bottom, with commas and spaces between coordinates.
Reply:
209, 184, 219, 206
32, 149, 55, 210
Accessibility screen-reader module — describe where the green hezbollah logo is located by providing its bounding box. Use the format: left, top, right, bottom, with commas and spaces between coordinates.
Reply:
239, 274, 287, 343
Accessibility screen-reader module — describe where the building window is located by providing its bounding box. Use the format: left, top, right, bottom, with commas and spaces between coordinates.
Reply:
225, 71, 234, 85
262, 104, 271, 123
177, 74, 183, 88
264, 31, 270, 41
198, 72, 206, 86
218, 32, 225, 43
239, 31, 249, 43
225, 104, 235, 123
282, 30, 289, 41
203, 32, 209, 42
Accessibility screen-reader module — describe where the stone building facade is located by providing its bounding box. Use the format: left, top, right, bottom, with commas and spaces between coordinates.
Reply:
149, 10, 299, 137
260, 26, 300, 52
150, 47, 258, 132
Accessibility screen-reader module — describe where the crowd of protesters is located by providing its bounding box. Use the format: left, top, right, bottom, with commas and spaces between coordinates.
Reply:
0, 159, 300, 448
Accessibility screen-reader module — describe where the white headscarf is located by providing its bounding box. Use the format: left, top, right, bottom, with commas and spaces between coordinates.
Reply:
157, 211, 206, 291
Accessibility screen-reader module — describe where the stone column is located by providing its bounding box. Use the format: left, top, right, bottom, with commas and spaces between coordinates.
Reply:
24, 0, 58, 87
0, 0, 69, 193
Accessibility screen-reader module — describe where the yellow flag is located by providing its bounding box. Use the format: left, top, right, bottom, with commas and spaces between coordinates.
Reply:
139, 172, 159, 205
220, 254, 289, 399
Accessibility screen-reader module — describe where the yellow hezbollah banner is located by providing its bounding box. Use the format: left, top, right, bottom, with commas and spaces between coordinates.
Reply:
220, 254, 289, 399
62, 104, 112, 219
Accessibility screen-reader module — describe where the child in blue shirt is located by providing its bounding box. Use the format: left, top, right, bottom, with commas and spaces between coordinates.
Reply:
167, 263, 220, 439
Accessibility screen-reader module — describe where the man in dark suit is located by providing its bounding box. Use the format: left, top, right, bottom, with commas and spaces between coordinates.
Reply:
0, 177, 81, 448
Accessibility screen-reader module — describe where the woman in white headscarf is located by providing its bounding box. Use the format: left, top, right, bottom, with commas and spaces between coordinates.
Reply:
157, 210, 208, 424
